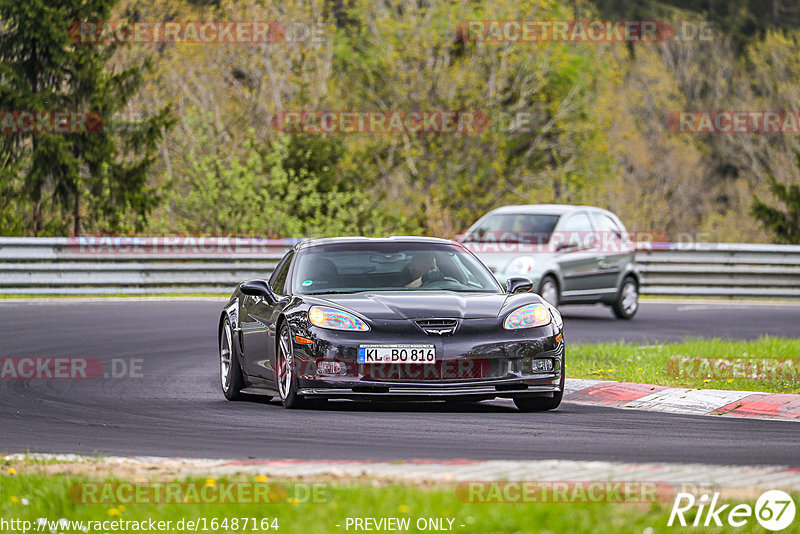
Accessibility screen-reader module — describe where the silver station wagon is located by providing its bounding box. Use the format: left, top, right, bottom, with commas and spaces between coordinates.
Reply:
461, 204, 640, 319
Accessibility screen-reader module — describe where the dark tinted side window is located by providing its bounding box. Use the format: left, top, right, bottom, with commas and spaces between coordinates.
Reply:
269, 251, 293, 295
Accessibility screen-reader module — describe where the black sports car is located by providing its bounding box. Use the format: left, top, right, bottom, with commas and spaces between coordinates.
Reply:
218, 237, 565, 411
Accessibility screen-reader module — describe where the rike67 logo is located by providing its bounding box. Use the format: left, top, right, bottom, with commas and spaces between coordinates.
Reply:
669, 490, 796, 531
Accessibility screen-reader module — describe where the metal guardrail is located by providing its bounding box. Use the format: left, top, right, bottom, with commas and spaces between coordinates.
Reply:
0, 237, 295, 295
1, 237, 799, 298
636, 242, 800, 298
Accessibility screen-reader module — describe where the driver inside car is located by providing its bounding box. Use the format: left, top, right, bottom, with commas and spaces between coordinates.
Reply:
404, 253, 440, 288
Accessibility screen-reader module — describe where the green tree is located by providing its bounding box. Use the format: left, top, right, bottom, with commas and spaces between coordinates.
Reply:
0, 0, 171, 235
751, 170, 800, 244
157, 108, 395, 237
0, 153, 25, 233
331, 0, 616, 236
590, 0, 800, 52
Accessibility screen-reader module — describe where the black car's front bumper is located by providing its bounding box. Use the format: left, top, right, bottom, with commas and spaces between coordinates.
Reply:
289, 318, 564, 401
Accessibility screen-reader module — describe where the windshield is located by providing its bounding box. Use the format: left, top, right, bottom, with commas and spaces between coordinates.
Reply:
293, 242, 502, 294
466, 213, 560, 243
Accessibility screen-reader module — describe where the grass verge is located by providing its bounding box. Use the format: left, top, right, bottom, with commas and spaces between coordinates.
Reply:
570, 336, 800, 394
1, 472, 793, 534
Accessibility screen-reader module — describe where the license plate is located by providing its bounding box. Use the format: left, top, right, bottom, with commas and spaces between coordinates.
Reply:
358, 344, 436, 364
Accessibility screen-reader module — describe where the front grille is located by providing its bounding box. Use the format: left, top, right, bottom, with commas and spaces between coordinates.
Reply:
415, 318, 458, 336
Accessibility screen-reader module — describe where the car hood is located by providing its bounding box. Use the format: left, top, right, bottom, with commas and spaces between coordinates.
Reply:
308, 291, 519, 320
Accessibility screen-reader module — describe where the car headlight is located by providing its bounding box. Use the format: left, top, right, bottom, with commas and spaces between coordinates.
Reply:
504, 303, 551, 329
505, 256, 536, 275
308, 306, 370, 331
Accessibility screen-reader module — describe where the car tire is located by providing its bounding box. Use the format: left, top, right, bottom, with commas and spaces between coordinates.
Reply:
538, 275, 560, 307
612, 276, 639, 320
220, 317, 246, 401
276, 323, 306, 409
513, 355, 565, 412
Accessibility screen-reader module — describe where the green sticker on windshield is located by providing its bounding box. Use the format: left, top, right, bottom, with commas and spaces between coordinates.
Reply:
302, 280, 314, 287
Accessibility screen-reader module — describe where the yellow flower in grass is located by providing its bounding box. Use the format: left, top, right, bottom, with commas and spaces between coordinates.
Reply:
255, 475, 268, 483
728, 378, 734, 383
107, 508, 120, 517
398, 505, 410, 513
205, 478, 216, 487
8, 468, 16, 475
288, 497, 299, 506
118, 505, 125, 512
608, 369, 616, 373
10, 496, 19, 504
703, 379, 711, 383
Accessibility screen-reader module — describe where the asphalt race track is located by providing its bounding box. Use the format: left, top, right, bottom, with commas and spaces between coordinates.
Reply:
1, 299, 798, 465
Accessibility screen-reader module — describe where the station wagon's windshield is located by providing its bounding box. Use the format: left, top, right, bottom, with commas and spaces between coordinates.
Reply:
466, 213, 560, 243
293, 243, 502, 295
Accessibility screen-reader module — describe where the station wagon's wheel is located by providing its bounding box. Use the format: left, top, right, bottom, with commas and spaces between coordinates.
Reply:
538, 275, 560, 307
220, 317, 245, 400
612, 276, 639, 319
276, 323, 305, 409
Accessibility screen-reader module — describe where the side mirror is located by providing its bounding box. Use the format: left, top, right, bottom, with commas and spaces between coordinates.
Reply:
240, 280, 277, 304
506, 276, 534, 294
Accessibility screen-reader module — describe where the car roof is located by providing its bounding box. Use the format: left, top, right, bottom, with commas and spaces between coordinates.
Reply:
295, 236, 454, 250
486, 204, 609, 216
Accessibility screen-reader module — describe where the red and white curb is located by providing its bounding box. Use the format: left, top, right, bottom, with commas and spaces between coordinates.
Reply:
564, 379, 800, 421
5, 454, 800, 494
